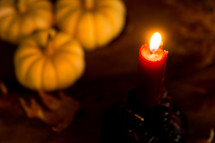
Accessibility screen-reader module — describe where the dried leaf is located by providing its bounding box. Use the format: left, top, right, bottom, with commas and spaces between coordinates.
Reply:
38, 91, 61, 110
0, 95, 23, 115
19, 98, 45, 119
20, 92, 81, 131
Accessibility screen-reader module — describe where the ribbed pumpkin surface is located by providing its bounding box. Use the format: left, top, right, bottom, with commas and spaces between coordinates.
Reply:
55, 0, 126, 50
0, 0, 53, 44
14, 29, 85, 91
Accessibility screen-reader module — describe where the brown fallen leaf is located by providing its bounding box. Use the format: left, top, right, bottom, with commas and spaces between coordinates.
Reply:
20, 91, 81, 131
19, 98, 45, 120
38, 91, 61, 110
0, 82, 23, 115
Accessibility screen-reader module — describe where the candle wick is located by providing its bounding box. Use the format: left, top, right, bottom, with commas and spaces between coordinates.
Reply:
150, 50, 155, 54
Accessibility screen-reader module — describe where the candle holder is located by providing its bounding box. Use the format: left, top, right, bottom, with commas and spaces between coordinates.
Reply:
100, 89, 187, 143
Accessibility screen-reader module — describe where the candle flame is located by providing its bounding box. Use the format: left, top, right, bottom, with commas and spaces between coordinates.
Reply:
149, 32, 162, 53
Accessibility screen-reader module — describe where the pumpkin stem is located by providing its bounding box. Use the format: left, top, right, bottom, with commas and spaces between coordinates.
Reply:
47, 34, 52, 42
45, 34, 54, 57
16, 0, 26, 14
85, 0, 94, 10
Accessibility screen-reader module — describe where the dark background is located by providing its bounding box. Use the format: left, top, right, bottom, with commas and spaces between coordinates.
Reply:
1, 0, 215, 142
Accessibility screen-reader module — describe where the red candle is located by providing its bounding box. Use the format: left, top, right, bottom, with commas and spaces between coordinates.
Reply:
137, 32, 168, 109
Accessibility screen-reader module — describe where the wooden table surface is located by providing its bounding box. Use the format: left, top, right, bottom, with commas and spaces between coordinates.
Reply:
0, 0, 215, 142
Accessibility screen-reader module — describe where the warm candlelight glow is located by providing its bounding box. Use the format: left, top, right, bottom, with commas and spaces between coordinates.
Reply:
149, 32, 162, 53
138, 31, 168, 109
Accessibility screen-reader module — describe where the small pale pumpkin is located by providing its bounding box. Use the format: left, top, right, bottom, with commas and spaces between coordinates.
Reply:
14, 29, 85, 91
0, 0, 53, 44
55, 0, 126, 50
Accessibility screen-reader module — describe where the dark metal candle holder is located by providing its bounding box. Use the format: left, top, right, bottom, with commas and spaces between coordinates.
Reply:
100, 89, 187, 143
